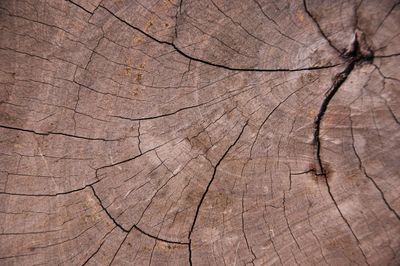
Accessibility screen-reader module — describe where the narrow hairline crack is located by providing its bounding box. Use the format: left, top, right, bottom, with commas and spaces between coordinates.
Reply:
0, 181, 100, 197
89, 185, 189, 245
0, 124, 124, 142
111, 83, 252, 122
0, 181, 189, 246
323, 175, 371, 265
349, 114, 400, 220
282, 191, 301, 251
303, 0, 342, 55
241, 186, 256, 265
188, 120, 248, 265
66, 0, 93, 15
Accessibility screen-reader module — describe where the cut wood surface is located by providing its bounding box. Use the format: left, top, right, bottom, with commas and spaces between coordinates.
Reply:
0, 0, 399, 265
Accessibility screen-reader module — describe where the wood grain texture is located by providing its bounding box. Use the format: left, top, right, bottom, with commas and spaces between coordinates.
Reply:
0, 0, 399, 265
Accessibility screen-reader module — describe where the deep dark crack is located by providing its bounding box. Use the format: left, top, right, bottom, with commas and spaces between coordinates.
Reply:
312, 32, 376, 266
2, 1, 399, 265
313, 32, 374, 175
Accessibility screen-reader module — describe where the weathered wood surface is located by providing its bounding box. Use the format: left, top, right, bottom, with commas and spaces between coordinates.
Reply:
0, 0, 399, 265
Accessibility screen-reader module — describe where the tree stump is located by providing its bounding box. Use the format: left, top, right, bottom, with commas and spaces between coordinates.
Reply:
0, 0, 399, 265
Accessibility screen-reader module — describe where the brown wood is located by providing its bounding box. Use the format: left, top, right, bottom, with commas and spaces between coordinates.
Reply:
1, 0, 399, 265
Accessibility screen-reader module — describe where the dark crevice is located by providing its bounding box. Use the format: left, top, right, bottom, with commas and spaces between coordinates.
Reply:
313, 61, 356, 175
313, 33, 373, 175
188, 243, 193, 266
101, 5, 339, 72
7, 2, 396, 265
311, 33, 375, 266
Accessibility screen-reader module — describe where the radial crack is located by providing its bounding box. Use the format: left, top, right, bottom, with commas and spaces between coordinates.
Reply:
66, 0, 94, 15
323, 176, 370, 265
282, 192, 301, 250
313, 33, 373, 175
349, 115, 400, 220
303, 0, 342, 55
188, 120, 248, 264
312, 33, 375, 266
